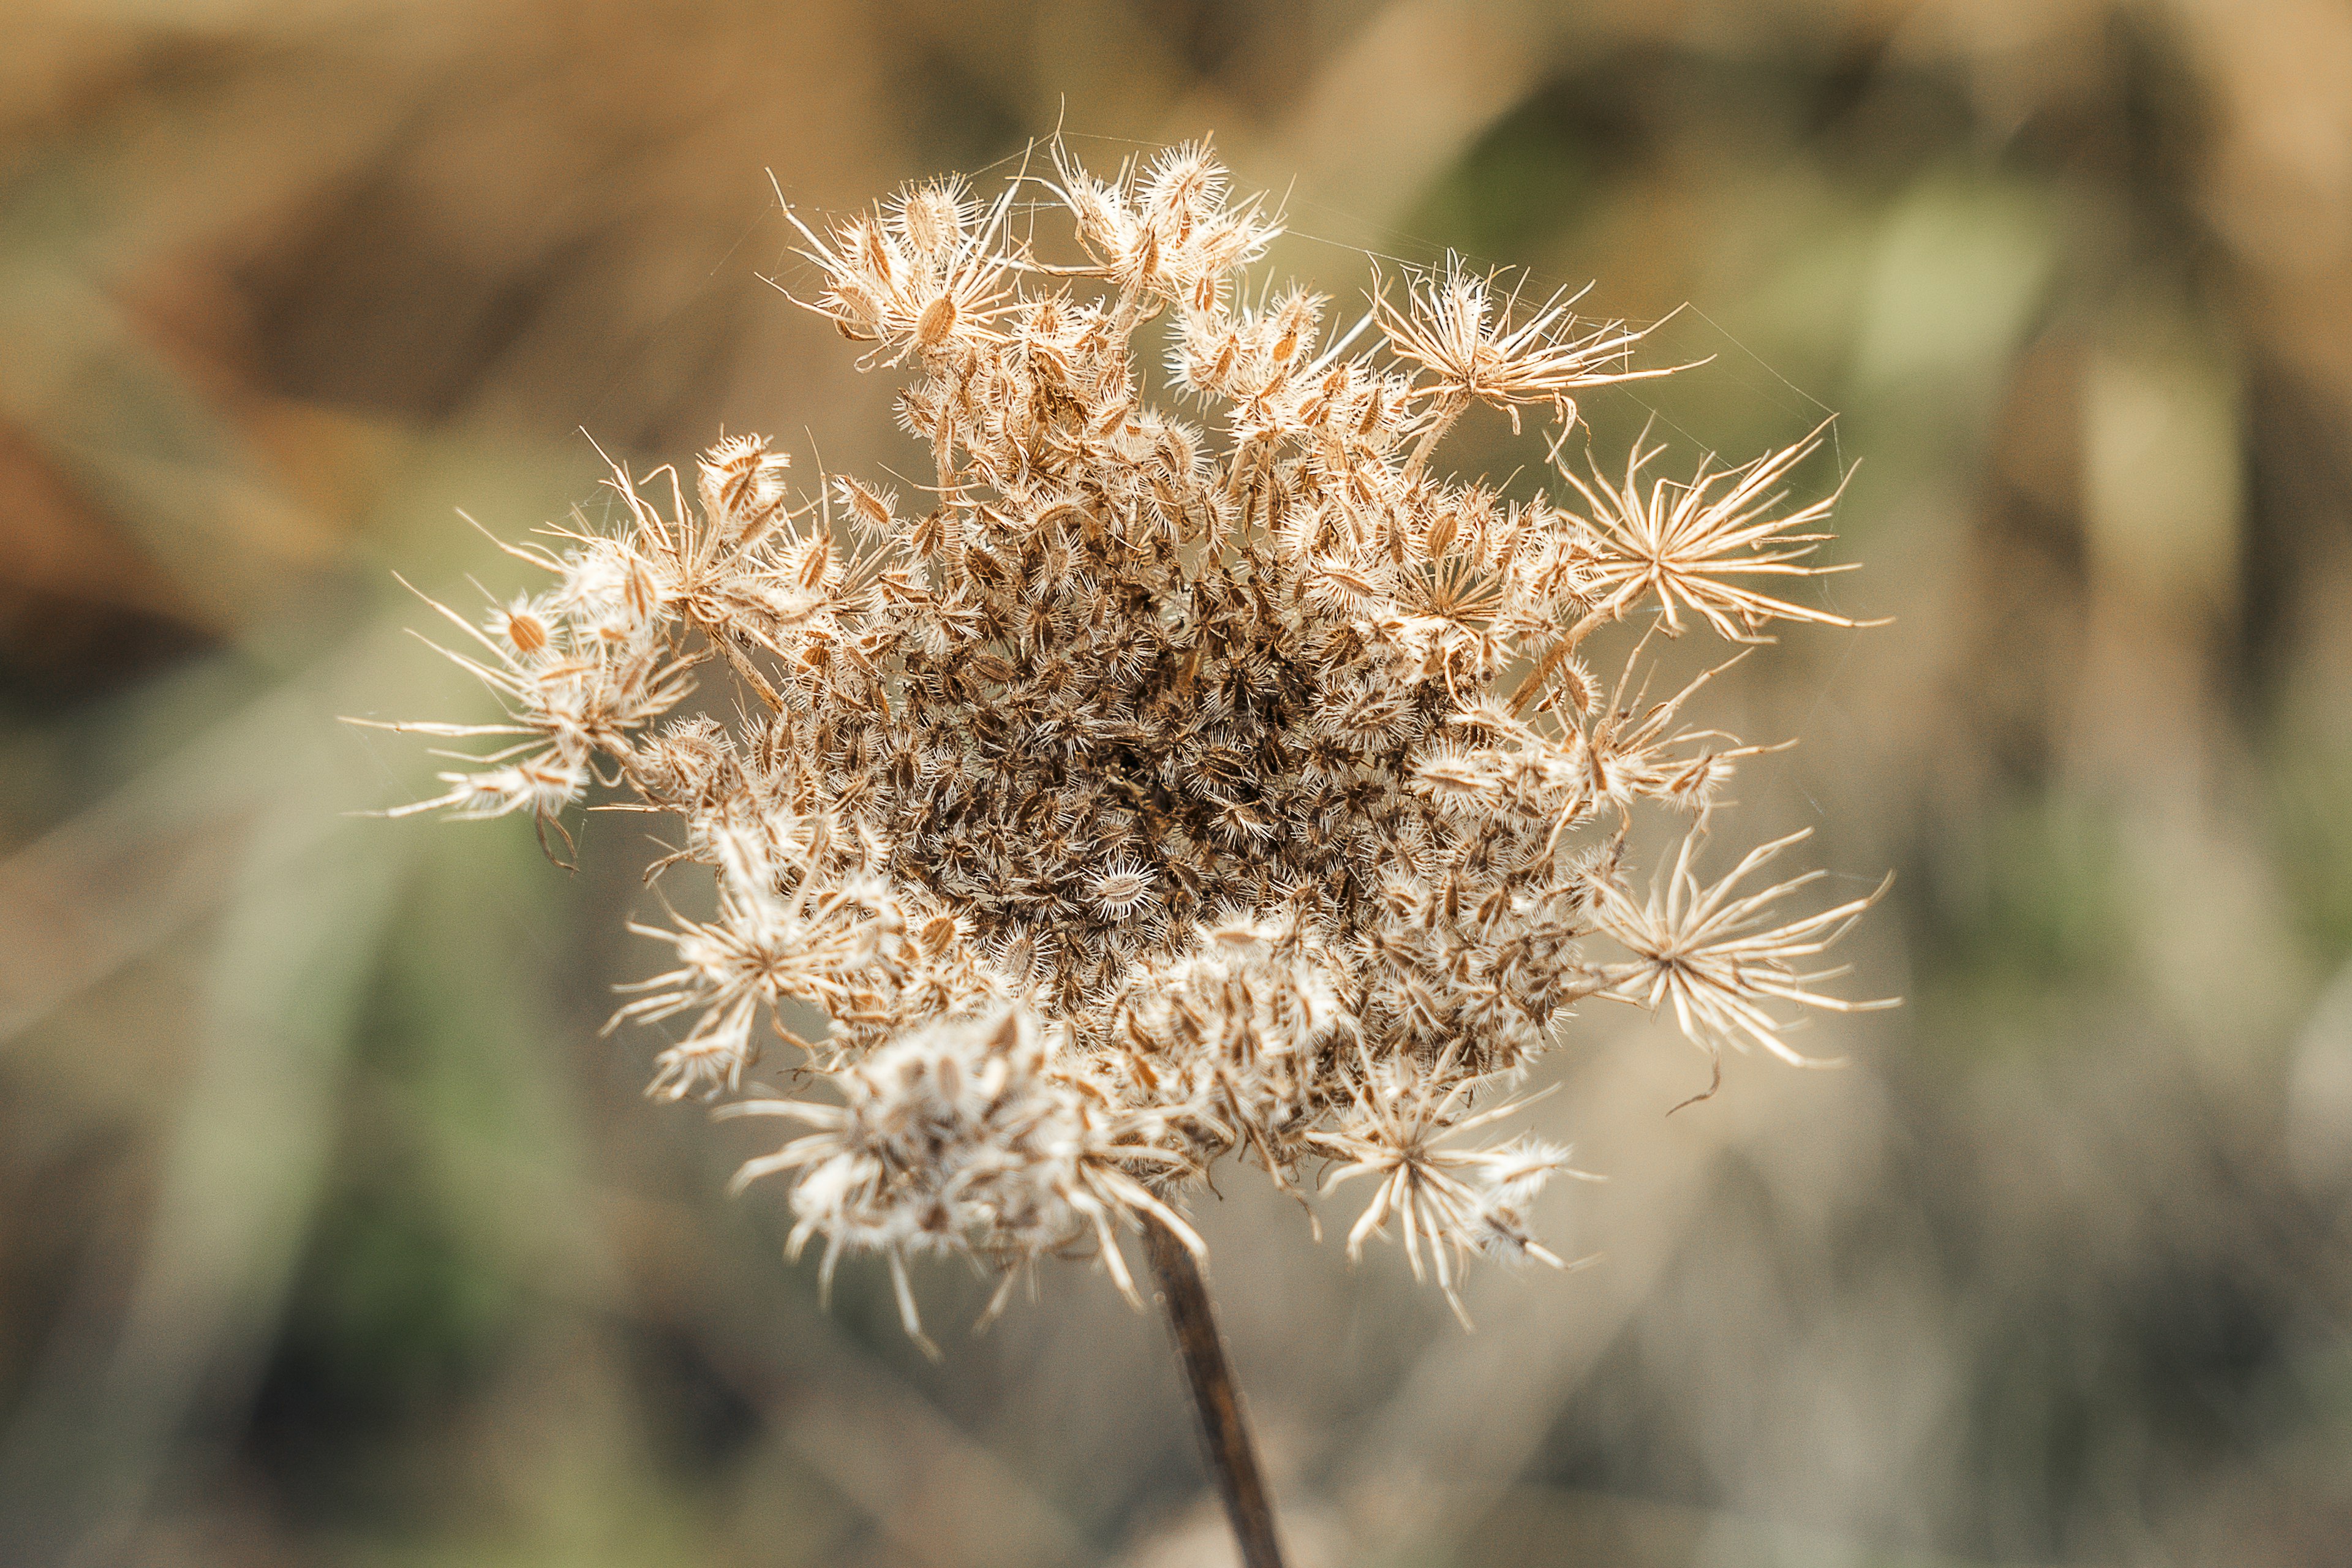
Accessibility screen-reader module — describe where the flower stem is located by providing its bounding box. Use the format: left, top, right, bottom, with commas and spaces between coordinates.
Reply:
1142, 1213, 1289, 1568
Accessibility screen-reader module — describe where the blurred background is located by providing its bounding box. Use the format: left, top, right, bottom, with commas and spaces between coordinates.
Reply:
4, 1, 2350, 1564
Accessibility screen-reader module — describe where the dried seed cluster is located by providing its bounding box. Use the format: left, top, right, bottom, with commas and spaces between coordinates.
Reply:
375, 143, 1890, 1333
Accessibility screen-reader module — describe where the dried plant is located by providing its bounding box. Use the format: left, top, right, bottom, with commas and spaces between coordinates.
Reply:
365, 140, 1890, 1562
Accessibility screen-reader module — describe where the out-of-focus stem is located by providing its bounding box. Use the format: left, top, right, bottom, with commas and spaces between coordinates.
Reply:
1141, 1213, 1288, 1568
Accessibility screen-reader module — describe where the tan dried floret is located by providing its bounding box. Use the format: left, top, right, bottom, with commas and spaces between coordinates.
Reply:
1590, 827, 1898, 1109
372, 140, 1891, 1339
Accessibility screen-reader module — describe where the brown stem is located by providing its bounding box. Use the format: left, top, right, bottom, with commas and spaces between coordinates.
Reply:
1141, 1214, 1289, 1568
1400, 390, 1469, 481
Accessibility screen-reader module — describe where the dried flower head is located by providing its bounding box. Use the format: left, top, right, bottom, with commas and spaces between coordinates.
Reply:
367, 140, 1891, 1333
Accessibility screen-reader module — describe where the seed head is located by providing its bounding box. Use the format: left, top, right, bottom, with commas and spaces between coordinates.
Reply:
370, 140, 1892, 1340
